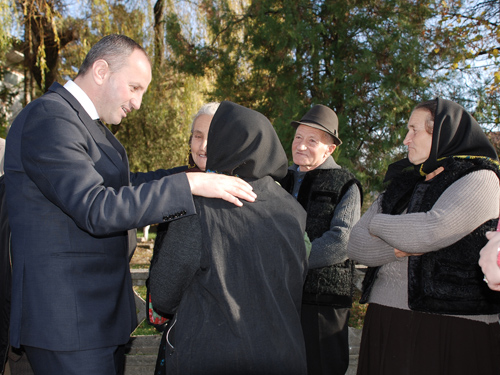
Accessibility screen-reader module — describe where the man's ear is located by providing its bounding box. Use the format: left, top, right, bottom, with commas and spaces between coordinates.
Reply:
92, 59, 110, 85
327, 143, 337, 155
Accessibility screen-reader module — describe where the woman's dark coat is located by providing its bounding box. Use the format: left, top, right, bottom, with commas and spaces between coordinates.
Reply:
150, 101, 309, 375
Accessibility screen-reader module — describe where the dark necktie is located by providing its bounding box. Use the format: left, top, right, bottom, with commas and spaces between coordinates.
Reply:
95, 119, 107, 135
95, 119, 125, 161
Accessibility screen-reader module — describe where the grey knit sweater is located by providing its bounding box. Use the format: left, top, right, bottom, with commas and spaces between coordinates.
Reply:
347, 169, 500, 323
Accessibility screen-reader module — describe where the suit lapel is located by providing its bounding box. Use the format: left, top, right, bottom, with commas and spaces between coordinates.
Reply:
49, 83, 131, 186
101, 126, 131, 185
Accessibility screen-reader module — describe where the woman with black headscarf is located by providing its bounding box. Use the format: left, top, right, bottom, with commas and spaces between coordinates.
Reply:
348, 98, 500, 375
149, 101, 308, 374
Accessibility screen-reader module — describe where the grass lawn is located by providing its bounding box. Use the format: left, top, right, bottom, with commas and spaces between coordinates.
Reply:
132, 285, 163, 336
137, 228, 156, 241
349, 289, 367, 329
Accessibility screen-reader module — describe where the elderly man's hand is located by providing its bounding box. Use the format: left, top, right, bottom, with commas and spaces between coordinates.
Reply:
186, 172, 257, 207
479, 231, 500, 292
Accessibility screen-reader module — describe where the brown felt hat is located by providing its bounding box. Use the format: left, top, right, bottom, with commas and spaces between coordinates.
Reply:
291, 104, 342, 145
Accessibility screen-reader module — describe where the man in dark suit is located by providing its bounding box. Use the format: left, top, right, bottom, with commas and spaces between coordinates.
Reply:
4, 34, 255, 375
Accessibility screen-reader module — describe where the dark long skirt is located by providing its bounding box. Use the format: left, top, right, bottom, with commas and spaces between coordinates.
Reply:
357, 303, 500, 375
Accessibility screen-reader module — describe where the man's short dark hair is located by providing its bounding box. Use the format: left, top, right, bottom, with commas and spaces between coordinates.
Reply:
76, 34, 149, 78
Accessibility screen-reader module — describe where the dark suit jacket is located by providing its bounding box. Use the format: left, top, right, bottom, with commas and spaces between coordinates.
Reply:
5, 82, 195, 351
0, 175, 10, 371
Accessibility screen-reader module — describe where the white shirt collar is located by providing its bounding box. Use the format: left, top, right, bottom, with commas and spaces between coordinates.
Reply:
63, 80, 99, 120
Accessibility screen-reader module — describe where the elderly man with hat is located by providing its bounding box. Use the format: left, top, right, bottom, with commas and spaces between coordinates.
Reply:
280, 104, 362, 375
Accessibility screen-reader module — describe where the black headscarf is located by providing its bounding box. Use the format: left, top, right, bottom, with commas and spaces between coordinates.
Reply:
206, 101, 288, 181
385, 98, 498, 184
421, 97, 498, 174
381, 98, 498, 212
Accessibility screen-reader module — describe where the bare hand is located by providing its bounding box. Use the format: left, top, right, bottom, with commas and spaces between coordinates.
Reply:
186, 172, 257, 207
394, 249, 422, 258
479, 231, 500, 292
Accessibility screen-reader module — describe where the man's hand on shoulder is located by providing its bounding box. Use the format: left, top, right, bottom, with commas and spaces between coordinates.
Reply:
186, 172, 257, 207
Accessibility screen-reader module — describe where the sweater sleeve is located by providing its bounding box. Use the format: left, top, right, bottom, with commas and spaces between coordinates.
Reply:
347, 194, 401, 267
369, 169, 499, 254
308, 184, 361, 268
149, 214, 202, 315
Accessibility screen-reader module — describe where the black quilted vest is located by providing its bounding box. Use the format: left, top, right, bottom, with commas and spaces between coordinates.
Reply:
281, 167, 362, 307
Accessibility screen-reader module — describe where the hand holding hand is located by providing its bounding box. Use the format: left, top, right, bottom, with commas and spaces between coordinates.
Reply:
479, 231, 500, 292
186, 172, 257, 207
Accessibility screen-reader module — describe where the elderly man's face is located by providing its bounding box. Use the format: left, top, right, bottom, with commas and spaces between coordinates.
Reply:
292, 125, 336, 172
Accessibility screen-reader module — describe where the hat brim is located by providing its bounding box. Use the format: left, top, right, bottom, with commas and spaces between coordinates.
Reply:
291, 121, 342, 146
